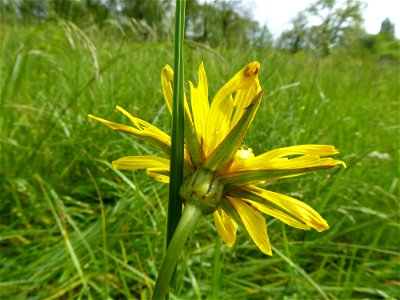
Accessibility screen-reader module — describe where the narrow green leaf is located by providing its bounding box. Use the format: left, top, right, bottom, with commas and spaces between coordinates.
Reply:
272, 246, 329, 300
219, 166, 333, 186
211, 235, 222, 299
35, 175, 88, 291
203, 91, 263, 171
167, 0, 186, 248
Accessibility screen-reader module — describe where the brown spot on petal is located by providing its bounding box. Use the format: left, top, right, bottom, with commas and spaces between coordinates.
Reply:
245, 65, 259, 77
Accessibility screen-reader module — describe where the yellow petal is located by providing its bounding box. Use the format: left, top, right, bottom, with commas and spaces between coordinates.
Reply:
213, 209, 237, 247
231, 145, 345, 172
269, 155, 346, 170
160, 64, 193, 123
243, 185, 329, 232
161, 65, 174, 113
189, 62, 209, 146
228, 196, 272, 255
89, 114, 143, 134
256, 145, 340, 160
161, 65, 204, 165
230, 83, 261, 130
112, 156, 170, 170
88, 111, 171, 155
244, 199, 311, 230
146, 168, 170, 183
202, 91, 263, 172
205, 62, 261, 156
116, 106, 171, 145
204, 94, 233, 156
198, 61, 209, 102
212, 61, 261, 108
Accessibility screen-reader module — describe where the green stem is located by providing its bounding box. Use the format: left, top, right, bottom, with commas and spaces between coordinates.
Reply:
153, 204, 202, 300
167, 0, 186, 245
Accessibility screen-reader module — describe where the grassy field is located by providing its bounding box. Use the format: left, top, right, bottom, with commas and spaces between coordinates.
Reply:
1, 21, 399, 299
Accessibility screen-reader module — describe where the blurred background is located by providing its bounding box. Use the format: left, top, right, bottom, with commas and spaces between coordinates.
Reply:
1, 0, 399, 299
1, 0, 399, 55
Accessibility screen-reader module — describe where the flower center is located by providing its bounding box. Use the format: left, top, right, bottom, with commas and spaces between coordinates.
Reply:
228, 148, 255, 171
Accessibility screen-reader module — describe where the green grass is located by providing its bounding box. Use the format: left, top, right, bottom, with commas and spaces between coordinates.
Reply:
1, 21, 399, 299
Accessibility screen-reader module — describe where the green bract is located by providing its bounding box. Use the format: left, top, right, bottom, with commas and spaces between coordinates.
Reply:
180, 169, 224, 215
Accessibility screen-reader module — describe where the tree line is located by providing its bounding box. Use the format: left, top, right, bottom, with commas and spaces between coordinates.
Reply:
1, 0, 398, 57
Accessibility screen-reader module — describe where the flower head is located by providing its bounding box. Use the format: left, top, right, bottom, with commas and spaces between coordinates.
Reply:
89, 62, 345, 255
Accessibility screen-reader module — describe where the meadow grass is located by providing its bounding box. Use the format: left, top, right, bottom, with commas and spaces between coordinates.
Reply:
1, 21, 399, 299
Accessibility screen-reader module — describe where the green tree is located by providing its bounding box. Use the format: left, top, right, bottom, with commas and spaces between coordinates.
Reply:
379, 17, 395, 39
185, 0, 205, 41
306, 0, 364, 55
184, 0, 261, 48
278, 12, 308, 53
252, 24, 273, 49
278, 0, 364, 55
117, 0, 173, 39
1, 0, 49, 22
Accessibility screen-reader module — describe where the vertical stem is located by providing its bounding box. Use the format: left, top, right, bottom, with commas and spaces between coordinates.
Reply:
167, 0, 186, 246
153, 204, 202, 300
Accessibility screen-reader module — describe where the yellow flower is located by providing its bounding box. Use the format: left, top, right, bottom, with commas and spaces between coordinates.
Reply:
89, 62, 345, 255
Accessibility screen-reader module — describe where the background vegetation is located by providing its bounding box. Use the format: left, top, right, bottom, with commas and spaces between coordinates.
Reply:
1, 0, 399, 299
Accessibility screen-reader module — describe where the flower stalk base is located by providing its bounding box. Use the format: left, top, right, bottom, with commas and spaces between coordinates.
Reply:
152, 204, 202, 299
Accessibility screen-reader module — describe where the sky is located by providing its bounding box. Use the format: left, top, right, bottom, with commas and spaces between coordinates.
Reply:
250, 0, 400, 38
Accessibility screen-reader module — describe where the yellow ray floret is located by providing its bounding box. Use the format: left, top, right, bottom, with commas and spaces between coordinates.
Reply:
161, 65, 193, 124
112, 156, 170, 184
230, 145, 345, 172
244, 199, 311, 230
189, 62, 209, 144
213, 208, 237, 247
204, 62, 262, 156
112, 155, 170, 170
228, 196, 272, 255
146, 168, 170, 183
88, 110, 171, 155
242, 185, 329, 232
